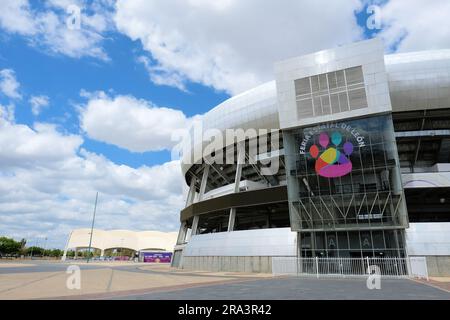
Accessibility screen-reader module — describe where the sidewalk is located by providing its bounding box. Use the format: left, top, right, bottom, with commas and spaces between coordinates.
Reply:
0, 263, 268, 300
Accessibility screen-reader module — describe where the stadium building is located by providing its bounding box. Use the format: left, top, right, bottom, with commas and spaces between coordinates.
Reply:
172, 38, 450, 276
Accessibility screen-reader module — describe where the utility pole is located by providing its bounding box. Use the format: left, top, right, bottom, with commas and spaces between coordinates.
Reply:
87, 192, 98, 263
42, 237, 48, 259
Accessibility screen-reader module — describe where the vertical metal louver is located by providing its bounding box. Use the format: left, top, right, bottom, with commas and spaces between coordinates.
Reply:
294, 66, 367, 119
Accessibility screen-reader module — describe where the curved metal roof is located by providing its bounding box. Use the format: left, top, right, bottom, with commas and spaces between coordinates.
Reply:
64, 229, 178, 252
181, 49, 450, 176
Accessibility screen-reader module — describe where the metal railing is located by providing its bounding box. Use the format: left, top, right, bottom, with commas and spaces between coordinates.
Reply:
272, 256, 427, 279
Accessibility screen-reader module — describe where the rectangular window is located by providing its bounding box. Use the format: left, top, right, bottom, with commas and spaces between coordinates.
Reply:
294, 66, 367, 120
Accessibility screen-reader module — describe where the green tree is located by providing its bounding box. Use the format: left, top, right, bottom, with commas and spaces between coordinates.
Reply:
45, 249, 63, 257
26, 246, 44, 256
0, 237, 22, 255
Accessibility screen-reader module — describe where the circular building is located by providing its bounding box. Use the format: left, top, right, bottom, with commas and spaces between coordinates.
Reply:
173, 38, 450, 276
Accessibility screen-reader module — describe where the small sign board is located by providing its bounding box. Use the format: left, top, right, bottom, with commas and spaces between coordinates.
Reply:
142, 252, 172, 263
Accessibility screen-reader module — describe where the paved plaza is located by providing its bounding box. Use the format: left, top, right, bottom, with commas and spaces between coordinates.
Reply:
0, 260, 448, 300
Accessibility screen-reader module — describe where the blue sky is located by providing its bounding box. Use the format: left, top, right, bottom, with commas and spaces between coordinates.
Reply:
0, 1, 379, 169
0, 0, 448, 248
0, 31, 229, 167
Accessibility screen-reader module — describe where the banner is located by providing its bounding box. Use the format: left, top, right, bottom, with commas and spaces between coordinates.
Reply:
143, 252, 172, 263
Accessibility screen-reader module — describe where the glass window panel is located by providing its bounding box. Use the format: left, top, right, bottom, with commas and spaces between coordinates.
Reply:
320, 95, 331, 115
328, 72, 337, 89
311, 75, 320, 92
295, 78, 311, 96
330, 93, 340, 114
338, 92, 349, 112
345, 66, 364, 85
296, 99, 314, 118
313, 97, 322, 116
348, 88, 368, 110
319, 74, 328, 91
336, 70, 346, 88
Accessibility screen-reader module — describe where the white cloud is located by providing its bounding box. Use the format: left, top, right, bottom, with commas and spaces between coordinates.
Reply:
0, 121, 82, 169
0, 103, 15, 123
114, 0, 364, 95
0, 117, 184, 248
0, 0, 36, 35
378, 0, 450, 52
0, 69, 22, 100
0, 0, 113, 60
138, 56, 188, 92
29, 95, 50, 116
80, 92, 195, 152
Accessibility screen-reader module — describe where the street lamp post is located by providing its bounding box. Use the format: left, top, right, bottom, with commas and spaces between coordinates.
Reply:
42, 237, 48, 259
87, 192, 99, 263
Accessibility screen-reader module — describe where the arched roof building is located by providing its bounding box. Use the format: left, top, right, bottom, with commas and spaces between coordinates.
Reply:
62, 229, 177, 259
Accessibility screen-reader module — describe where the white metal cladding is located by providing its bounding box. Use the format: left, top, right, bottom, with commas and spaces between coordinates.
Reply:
275, 38, 391, 129
405, 223, 450, 256
409, 256, 429, 280
180, 80, 279, 175
402, 171, 450, 188
64, 229, 178, 252
182, 228, 297, 257
180, 47, 450, 178
385, 49, 450, 112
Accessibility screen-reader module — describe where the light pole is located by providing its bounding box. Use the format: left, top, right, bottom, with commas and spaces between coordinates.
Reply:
42, 237, 48, 259
29, 240, 34, 259
31, 238, 40, 259
87, 192, 99, 263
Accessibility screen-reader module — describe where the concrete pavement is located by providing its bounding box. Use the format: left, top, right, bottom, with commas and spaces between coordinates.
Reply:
0, 260, 449, 300
0, 261, 265, 300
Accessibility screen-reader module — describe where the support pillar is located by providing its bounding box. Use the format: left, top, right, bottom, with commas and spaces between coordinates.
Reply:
176, 221, 188, 244
74, 248, 78, 260
61, 231, 72, 261
100, 249, 105, 257
226, 142, 243, 233
191, 215, 200, 236
186, 177, 197, 207
198, 165, 210, 201
61, 250, 67, 262
234, 142, 244, 193
227, 208, 236, 232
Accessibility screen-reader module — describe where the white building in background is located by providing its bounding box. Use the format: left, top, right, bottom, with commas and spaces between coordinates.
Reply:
173, 38, 450, 276
62, 229, 177, 260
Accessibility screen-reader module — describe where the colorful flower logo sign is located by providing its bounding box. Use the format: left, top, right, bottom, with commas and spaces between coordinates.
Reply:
309, 132, 354, 178
299, 122, 366, 178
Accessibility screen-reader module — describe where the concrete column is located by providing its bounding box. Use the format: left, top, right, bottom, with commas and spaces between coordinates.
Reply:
74, 248, 78, 260
226, 143, 243, 233
100, 249, 105, 257
310, 232, 316, 257
176, 221, 188, 244
61, 250, 67, 261
191, 215, 200, 236
185, 177, 197, 207
61, 231, 72, 261
234, 142, 244, 193
198, 165, 210, 201
227, 208, 236, 232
